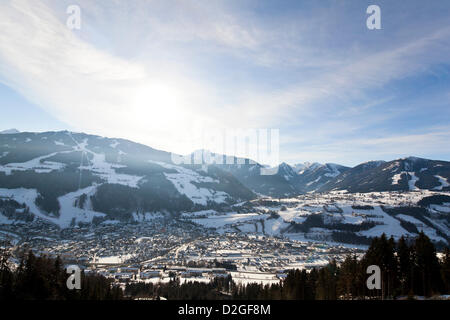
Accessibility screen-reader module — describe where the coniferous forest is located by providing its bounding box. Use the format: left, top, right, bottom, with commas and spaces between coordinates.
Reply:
0, 232, 449, 300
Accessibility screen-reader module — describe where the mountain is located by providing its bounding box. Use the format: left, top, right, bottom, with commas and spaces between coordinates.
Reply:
182, 151, 450, 196
184, 150, 302, 197
1, 130, 449, 233
320, 157, 450, 193
292, 162, 322, 173
185, 151, 353, 197
0, 131, 256, 227
220, 155, 450, 196
0, 129, 20, 134
215, 161, 300, 198
296, 162, 351, 192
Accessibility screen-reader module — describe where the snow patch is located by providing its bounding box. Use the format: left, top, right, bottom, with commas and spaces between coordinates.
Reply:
408, 172, 419, 191
110, 141, 119, 148
391, 171, 420, 191
0, 152, 66, 175
433, 175, 450, 191
324, 163, 341, 178
392, 172, 405, 185
78, 146, 143, 188
54, 140, 66, 146
0, 186, 107, 228
56, 185, 106, 228
151, 161, 230, 205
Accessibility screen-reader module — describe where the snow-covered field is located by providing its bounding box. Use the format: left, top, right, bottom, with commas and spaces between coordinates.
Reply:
93, 253, 135, 264
57, 185, 106, 228
151, 161, 230, 205
392, 171, 421, 191
0, 188, 59, 224
0, 134, 143, 188
0, 186, 106, 228
182, 190, 449, 245
73, 138, 143, 188
230, 271, 281, 286
434, 175, 450, 190
0, 152, 66, 175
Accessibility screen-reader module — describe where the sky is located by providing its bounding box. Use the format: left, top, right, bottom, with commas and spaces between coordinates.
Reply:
0, 0, 449, 167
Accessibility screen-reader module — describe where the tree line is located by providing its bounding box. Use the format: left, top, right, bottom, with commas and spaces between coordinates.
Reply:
0, 249, 122, 300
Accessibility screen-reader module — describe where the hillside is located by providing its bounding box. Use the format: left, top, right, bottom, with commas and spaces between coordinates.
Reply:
0, 131, 255, 227
320, 157, 450, 193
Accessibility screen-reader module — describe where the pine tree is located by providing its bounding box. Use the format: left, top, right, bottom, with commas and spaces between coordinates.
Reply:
412, 232, 442, 296
338, 255, 359, 299
0, 244, 13, 299
397, 236, 412, 295
441, 248, 450, 294
315, 263, 337, 300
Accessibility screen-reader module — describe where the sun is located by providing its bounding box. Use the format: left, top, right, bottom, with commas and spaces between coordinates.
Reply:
130, 82, 182, 127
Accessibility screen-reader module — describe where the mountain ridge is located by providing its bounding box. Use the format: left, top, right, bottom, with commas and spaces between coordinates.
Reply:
1, 130, 449, 199
0, 130, 256, 227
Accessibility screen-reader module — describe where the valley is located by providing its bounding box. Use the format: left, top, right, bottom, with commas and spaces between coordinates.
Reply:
0, 130, 449, 287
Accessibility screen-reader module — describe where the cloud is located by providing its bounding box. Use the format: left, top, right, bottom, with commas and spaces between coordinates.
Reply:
285, 128, 450, 166
0, 0, 224, 153
228, 25, 450, 127
0, 0, 449, 164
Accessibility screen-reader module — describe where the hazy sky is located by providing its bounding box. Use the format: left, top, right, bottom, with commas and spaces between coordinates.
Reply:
0, 0, 449, 166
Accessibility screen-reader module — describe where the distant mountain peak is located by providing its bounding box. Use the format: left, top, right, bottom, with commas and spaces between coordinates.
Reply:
0, 128, 20, 134
279, 162, 291, 167
292, 162, 323, 174
401, 156, 425, 162
359, 160, 386, 168
278, 162, 297, 181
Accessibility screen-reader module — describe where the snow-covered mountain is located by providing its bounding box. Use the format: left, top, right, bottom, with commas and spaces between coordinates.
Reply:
216, 161, 300, 198
1, 130, 449, 235
292, 162, 322, 174
295, 162, 350, 192
0, 131, 255, 227
0, 128, 20, 134
320, 157, 450, 193
185, 151, 450, 197
184, 150, 302, 198
204, 159, 350, 197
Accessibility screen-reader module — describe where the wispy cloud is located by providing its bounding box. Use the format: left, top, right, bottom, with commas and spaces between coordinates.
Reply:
285, 128, 450, 165
0, 0, 449, 165
0, 0, 222, 152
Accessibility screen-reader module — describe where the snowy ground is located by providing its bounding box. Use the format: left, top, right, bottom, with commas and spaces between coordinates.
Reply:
0, 152, 66, 175
151, 161, 230, 205
0, 186, 106, 228
182, 190, 449, 245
